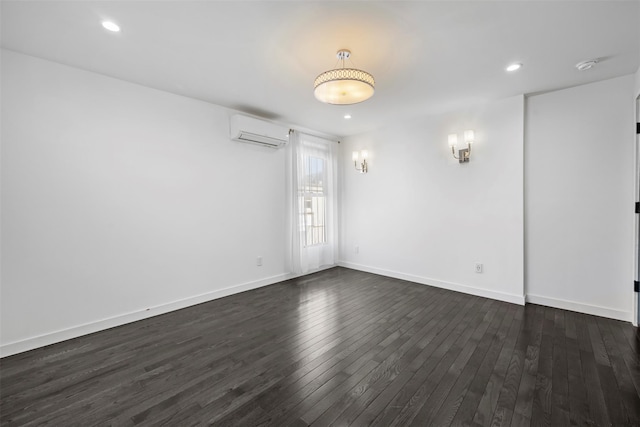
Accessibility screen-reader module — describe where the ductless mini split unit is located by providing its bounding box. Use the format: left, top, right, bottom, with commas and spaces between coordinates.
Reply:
229, 114, 290, 148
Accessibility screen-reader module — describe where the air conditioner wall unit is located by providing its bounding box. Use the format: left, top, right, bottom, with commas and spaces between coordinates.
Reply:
230, 114, 290, 148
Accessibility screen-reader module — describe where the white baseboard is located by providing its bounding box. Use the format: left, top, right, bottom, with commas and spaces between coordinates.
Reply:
0, 273, 292, 358
338, 261, 525, 306
6, 266, 628, 357
525, 294, 632, 322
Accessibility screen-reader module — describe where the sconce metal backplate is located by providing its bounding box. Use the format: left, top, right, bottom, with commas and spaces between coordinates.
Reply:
355, 159, 368, 173
458, 148, 470, 163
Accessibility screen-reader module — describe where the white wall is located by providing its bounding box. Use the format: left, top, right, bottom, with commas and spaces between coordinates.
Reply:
2, 49, 636, 358
339, 96, 525, 304
1, 50, 289, 356
525, 75, 635, 321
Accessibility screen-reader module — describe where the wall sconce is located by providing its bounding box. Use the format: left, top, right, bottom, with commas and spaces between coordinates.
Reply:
352, 150, 368, 173
448, 130, 474, 163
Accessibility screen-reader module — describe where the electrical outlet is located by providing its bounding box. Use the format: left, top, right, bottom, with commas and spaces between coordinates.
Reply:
257, 256, 263, 266
475, 263, 483, 273
355, 246, 359, 254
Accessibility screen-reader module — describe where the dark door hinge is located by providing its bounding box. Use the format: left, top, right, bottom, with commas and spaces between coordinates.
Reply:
636, 202, 640, 214
637, 122, 640, 134
635, 281, 639, 293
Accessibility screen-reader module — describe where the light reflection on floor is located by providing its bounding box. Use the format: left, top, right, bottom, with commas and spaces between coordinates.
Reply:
295, 285, 339, 350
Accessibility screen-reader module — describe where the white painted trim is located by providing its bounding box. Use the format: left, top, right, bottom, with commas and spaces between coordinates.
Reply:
633, 93, 640, 327
0, 273, 292, 358
338, 261, 525, 306
526, 294, 632, 322
290, 263, 337, 279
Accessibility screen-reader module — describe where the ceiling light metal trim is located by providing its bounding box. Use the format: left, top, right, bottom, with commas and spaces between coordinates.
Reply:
314, 68, 375, 89
314, 49, 375, 105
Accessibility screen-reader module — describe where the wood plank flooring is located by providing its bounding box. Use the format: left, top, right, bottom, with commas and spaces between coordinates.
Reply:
1, 267, 639, 426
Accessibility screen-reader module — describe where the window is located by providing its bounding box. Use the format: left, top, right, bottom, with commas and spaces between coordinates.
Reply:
286, 130, 337, 275
299, 156, 326, 246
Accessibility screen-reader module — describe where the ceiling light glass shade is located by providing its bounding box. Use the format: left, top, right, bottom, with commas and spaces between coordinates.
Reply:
314, 68, 375, 105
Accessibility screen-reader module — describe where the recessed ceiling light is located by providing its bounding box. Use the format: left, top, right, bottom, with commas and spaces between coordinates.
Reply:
576, 60, 598, 71
102, 21, 121, 32
344, 114, 352, 119
506, 63, 522, 72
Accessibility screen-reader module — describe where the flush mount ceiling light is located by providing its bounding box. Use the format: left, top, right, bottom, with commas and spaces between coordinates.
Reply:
506, 63, 522, 72
101, 21, 121, 32
314, 49, 375, 105
576, 59, 598, 71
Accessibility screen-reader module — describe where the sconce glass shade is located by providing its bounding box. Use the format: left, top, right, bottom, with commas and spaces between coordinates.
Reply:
361, 150, 369, 159
352, 151, 359, 161
448, 134, 458, 146
464, 130, 475, 144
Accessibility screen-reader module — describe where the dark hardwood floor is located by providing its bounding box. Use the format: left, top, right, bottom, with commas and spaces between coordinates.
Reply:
1, 267, 639, 426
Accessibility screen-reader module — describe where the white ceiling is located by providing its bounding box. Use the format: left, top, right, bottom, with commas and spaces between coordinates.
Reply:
2, 1, 639, 137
